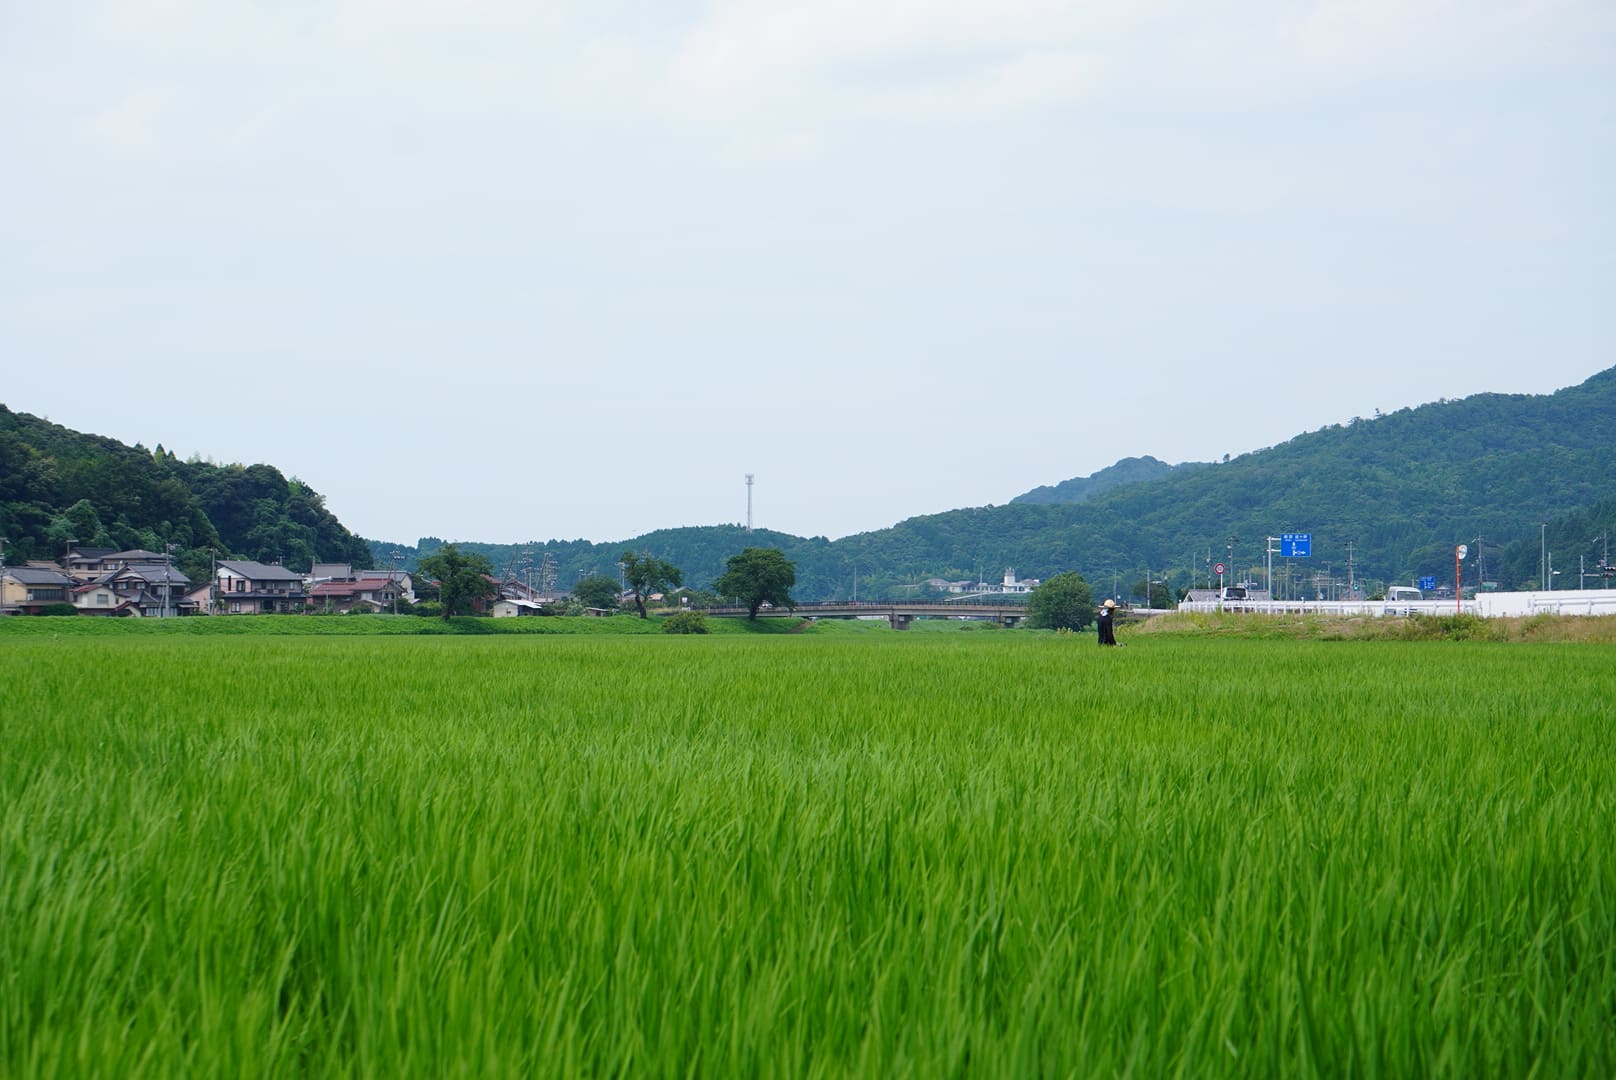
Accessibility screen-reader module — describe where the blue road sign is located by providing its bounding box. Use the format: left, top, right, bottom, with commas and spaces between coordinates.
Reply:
1280, 533, 1312, 558
1418, 576, 1437, 591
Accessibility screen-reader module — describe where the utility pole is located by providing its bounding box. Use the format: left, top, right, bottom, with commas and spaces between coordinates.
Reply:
162, 542, 174, 618
390, 550, 402, 615
1541, 523, 1548, 590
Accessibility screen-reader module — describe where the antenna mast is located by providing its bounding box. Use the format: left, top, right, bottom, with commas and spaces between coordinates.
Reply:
745, 473, 754, 533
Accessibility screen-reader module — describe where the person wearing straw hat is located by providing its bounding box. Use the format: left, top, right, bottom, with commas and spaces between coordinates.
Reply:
1097, 598, 1119, 646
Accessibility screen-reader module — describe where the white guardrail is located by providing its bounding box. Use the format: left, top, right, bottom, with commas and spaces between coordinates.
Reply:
1176, 591, 1616, 619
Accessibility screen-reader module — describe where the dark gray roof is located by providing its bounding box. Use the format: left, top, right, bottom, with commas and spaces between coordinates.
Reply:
218, 560, 304, 581
108, 549, 166, 562
5, 567, 76, 585
114, 565, 192, 586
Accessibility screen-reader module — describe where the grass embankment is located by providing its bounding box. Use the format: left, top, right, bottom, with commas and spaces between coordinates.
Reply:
4, 633, 1613, 1076
1137, 610, 1616, 643
0, 612, 808, 637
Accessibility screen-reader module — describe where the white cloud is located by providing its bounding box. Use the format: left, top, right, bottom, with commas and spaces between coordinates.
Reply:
659, 0, 1609, 128
26, 0, 1606, 168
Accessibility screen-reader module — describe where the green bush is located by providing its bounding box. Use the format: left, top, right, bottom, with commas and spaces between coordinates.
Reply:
1395, 613, 1501, 642
661, 610, 709, 634
35, 603, 80, 617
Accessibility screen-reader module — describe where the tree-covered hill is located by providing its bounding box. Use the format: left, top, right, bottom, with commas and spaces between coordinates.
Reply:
1011, 455, 1210, 506
822, 367, 1615, 595
0, 406, 371, 580
378, 366, 1616, 600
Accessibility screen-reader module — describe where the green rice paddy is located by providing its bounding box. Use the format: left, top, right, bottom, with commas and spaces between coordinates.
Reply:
3, 625, 1613, 1076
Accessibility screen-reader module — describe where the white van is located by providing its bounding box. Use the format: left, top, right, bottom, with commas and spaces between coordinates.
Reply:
1384, 585, 1422, 614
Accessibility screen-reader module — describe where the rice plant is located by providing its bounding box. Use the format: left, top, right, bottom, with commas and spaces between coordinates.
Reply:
3, 633, 1612, 1076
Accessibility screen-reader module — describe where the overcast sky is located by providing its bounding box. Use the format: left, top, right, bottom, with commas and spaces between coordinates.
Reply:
4, 1, 1612, 545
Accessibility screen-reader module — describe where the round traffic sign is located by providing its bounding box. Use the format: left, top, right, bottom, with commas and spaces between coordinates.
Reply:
1214, 562, 1227, 576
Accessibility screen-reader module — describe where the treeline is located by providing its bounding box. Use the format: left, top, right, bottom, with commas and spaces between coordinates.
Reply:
0, 406, 371, 582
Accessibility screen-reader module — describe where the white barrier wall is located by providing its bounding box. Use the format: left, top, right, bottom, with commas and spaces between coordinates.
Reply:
1472, 591, 1616, 617
1176, 591, 1616, 619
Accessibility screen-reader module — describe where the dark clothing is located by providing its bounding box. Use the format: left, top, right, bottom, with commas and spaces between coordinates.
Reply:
1097, 607, 1117, 645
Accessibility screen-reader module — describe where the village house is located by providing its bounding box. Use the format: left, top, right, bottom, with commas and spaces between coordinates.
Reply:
72, 579, 126, 615
308, 578, 404, 614
997, 569, 1039, 595
1, 566, 77, 614
926, 569, 1041, 596
355, 569, 413, 601
62, 546, 119, 579
98, 563, 196, 617
215, 560, 307, 614
63, 547, 168, 580
308, 563, 415, 603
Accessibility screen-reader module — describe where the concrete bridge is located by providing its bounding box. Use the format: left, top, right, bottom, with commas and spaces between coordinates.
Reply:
704, 599, 1030, 629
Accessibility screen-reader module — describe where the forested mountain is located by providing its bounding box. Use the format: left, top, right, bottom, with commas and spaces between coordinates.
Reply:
1011, 455, 1209, 506
378, 367, 1616, 601
0, 406, 371, 581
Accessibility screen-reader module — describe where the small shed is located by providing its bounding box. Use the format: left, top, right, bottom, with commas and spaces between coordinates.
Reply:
492, 598, 545, 618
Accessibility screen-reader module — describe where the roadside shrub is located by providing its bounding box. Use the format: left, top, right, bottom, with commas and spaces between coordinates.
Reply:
36, 603, 80, 617
412, 601, 445, 619
1395, 614, 1501, 642
662, 611, 709, 635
